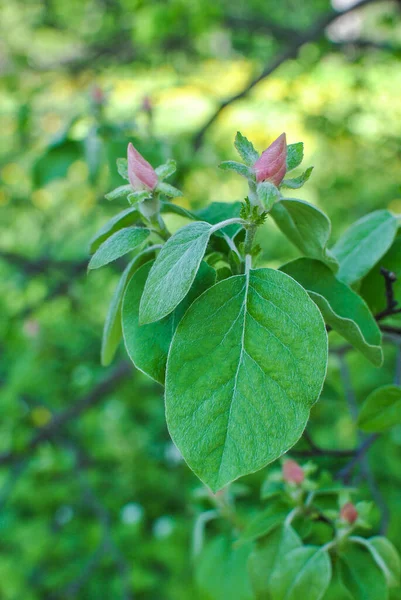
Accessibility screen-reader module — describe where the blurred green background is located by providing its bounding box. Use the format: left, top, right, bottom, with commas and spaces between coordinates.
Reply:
1, 0, 401, 598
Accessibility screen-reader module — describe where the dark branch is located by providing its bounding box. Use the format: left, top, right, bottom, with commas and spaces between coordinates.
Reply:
375, 267, 401, 321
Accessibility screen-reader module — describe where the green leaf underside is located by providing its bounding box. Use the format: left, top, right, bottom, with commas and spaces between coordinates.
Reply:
332, 209, 398, 285
358, 385, 401, 432
89, 207, 139, 254
122, 260, 216, 383
196, 202, 243, 238
257, 182, 280, 211
196, 536, 254, 600
248, 525, 302, 599
88, 227, 150, 270
139, 221, 212, 324
281, 258, 382, 366
219, 161, 253, 179
286, 143, 304, 171
270, 199, 338, 271
269, 546, 331, 600
361, 233, 401, 314
235, 132, 259, 166
165, 268, 328, 492
105, 184, 132, 201
161, 201, 198, 220
338, 543, 387, 600
101, 249, 156, 366
117, 157, 128, 180
155, 158, 176, 179
282, 166, 313, 189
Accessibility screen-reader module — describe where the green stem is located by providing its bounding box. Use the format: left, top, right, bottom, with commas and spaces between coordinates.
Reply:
244, 223, 257, 255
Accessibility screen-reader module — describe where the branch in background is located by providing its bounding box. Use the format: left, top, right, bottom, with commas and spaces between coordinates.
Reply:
0, 361, 131, 467
224, 16, 298, 41
376, 267, 401, 321
0, 251, 87, 277
193, 0, 386, 150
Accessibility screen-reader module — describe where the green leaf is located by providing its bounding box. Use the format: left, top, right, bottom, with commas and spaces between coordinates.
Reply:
89, 207, 140, 254
331, 210, 398, 285
165, 267, 328, 491
238, 508, 288, 545
196, 201, 243, 238
248, 525, 302, 599
160, 201, 198, 220
219, 161, 253, 179
105, 184, 132, 201
269, 546, 332, 600
286, 143, 304, 171
122, 260, 216, 383
339, 543, 388, 600
280, 258, 383, 366
117, 157, 129, 180
360, 233, 401, 314
257, 181, 280, 211
282, 167, 313, 189
156, 181, 183, 197
88, 227, 150, 270
234, 131, 259, 166
127, 190, 151, 205
101, 249, 157, 366
358, 385, 401, 432
195, 536, 254, 600
155, 158, 176, 180
139, 221, 213, 324
270, 199, 339, 271
351, 536, 401, 588
322, 560, 353, 600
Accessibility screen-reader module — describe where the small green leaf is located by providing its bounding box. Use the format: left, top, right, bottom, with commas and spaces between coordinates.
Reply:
195, 536, 254, 600
196, 201, 243, 238
248, 525, 302, 599
280, 258, 383, 366
339, 543, 387, 600
127, 190, 151, 205
155, 158, 176, 180
139, 221, 213, 324
282, 166, 313, 189
238, 508, 287, 545
122, 260, 216, 383
101, 249, 156, 366
257, 181, 280, 211
165, 268, 328, 491
270, 199, 339, 271
160, 201, 198, 220
89, 207, 140, 254
332, 210, 398, 285
117, 157, 129, 180
156, 181, 183, 198
105, 184, 132, 201
234, 131, 259, 166
286, 142, 304, 171
358, 385, 401, 432
88, 227, 150, 270
219, 161, 253, 179
269, 546, 332, 600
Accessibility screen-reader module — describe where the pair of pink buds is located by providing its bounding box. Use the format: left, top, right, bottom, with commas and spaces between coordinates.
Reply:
127, 133, 287, 192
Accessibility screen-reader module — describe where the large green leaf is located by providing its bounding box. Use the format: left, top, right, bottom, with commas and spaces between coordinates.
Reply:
270, 199, 338, 271
101, 249, 157, 366
238, 507, 288, 545
358, 385, 401, 433
322, 561, 353, 600
122, 260, 216, 383
331, 210, 398, 285
269, 546, 332, 600
89, 207, 140, 254
165, 267, 328, 491
339, 543, 388, 600
361, 233, 401, 315
280, 258, 382, 366
248, 525, 302, 599
351, 536, 401, 588
139, 221, 213, 324
88, 227, 150, 270
196, 201, 243, 238
195, 536, 254, 600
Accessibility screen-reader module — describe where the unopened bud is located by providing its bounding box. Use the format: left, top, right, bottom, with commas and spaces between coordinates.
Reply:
253, 133, 287, 186
127, 143, 158, 191
340, 502, 358, 524
282, 459, 304, 484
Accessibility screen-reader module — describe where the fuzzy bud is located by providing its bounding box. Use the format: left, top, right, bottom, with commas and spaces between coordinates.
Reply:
340, 502, 358, 524
253, 133, 287, 186
282, 459, 304, 484
127, 143, 158, 191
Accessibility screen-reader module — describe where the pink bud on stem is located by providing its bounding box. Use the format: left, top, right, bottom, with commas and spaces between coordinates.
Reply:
253, 133, 287, 187
127, 143, 158, 191
340, 502, 358, 524
282, 459, 305, 484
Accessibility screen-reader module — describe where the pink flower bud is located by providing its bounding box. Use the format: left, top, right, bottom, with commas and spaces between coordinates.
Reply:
254, 133, 287, 186
142, 95, 152, 113
91, 85, 105, 105
340, 502, 358, 524
127, 143, 158, 191
282, 459, 304, 484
